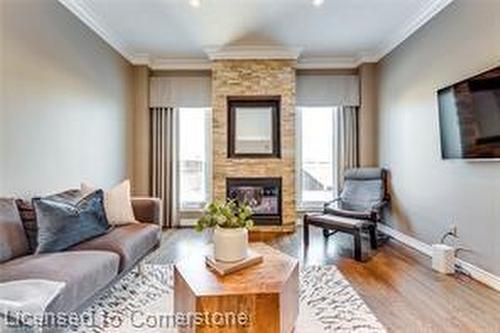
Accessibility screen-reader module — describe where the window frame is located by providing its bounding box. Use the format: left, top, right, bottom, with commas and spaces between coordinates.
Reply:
177, 107, 212, 212
296, 106, 338, 211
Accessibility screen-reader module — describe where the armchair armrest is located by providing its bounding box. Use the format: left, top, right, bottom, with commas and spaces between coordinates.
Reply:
370, 200, 389, 212
323, 198, 341, 210
369, 199, 389, 221
131, 197, 163, 227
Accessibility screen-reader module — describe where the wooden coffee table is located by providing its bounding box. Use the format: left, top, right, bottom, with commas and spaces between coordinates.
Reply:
174, 243, 299, 333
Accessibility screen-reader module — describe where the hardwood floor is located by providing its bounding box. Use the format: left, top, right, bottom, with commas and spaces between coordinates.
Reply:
146, 226, 500, 333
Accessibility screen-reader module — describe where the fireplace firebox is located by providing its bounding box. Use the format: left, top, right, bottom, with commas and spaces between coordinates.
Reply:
226, 177, 282, 226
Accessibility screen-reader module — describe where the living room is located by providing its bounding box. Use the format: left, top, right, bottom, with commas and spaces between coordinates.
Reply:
1, 0, 499, 332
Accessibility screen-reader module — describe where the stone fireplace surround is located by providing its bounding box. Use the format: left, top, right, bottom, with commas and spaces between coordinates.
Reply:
212, 60, 296, 232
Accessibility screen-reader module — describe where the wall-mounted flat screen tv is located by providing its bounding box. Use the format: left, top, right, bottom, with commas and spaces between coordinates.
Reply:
438, 66, 500, 159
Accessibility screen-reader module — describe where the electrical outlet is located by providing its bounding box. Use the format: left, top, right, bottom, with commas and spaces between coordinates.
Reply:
449, 224, 458, 238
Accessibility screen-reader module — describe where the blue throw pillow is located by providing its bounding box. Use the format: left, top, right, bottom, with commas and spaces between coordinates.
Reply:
33, 189, 110, 254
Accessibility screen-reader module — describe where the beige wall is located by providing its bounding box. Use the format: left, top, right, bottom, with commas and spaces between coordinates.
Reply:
377, 0, 500, 275
0, 0, 134, 197
132, 66, 150, 196
359, 63, 378, 167
212, 60, 296, 230
0, 14, 4, 193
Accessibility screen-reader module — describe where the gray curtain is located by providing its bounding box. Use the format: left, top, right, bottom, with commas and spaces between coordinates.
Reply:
151, 107, 178, 228
334, 106, 359, 193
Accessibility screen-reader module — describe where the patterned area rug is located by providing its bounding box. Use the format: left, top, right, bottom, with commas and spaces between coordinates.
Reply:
71, 264, 385, 333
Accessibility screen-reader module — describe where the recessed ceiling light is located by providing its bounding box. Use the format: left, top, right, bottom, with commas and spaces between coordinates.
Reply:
312, 0, 324, 7
189, 0, 201, 8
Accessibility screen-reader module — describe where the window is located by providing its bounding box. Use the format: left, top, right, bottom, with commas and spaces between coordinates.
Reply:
178, 107, 211, 210
297, 107, 337, 210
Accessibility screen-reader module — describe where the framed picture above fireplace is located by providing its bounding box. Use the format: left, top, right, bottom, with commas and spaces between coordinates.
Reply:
227, 96, 281, 158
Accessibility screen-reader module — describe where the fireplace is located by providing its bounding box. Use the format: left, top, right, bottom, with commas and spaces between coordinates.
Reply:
226, 177, 282, 226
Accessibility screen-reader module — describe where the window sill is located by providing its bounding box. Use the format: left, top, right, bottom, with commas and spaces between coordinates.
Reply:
179, 207, 205, 213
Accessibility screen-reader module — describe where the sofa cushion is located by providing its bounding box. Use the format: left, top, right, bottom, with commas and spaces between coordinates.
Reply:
33, 190, 110, 254
0, 198, 30, 263
71, 223, 160, 272
0, 251, 119, 312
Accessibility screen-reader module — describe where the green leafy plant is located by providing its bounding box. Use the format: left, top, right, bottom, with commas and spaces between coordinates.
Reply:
196, 200, 254, 232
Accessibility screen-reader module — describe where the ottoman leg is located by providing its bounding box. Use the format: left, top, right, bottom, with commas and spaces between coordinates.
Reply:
303, 215, 310, 248
369, 225, 378, 250
353, 232, 362, 261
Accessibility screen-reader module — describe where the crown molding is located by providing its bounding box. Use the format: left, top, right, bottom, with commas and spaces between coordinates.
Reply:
296, 56, 361, 69
128, 53, 150, 66
368, 0, 455, 62
150, 57, 212, 70
57, 0, 137, 63
59, 0, 454, 69
133, 56, 359, 70
204, 45, 303, 61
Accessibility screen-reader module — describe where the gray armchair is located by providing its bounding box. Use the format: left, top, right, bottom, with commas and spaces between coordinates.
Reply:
304, 168, 389, 261
325, 168, 389, 221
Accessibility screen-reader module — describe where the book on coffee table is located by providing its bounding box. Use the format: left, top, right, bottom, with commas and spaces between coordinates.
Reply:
205, 249, 263, 276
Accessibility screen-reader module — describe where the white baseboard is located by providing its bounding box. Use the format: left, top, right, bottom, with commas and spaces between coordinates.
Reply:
378, 225, 433, 256
378, 224, 500, 292
455, 259, 500, 292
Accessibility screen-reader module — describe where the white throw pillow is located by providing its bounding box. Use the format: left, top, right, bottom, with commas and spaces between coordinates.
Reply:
81, 180, 137, 226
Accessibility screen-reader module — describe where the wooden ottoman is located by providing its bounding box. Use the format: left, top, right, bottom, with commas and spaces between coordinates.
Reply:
174, 243, 299, 333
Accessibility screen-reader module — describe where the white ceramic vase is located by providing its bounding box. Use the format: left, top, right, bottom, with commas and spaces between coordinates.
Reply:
213, 227, 248, 262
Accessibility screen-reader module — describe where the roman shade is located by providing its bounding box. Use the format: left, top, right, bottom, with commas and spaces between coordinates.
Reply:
149, 75, 212, 108
296, 75, 360, 107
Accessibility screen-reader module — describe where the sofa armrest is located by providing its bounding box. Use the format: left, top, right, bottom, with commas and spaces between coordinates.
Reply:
131, 197, 163, 227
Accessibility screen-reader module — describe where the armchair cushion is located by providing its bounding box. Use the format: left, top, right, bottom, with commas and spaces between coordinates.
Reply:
306, 214, 373, 229
324, 202, 373, 220
340, 179, 384, 211
339, 168, 387, 212
344, 168, 385, 180
323, 168, 388, 221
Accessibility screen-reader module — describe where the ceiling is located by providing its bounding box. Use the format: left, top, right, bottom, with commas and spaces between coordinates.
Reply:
59, 0, 454, 69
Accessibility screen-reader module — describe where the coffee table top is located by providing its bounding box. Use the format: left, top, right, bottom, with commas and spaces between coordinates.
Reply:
174, 242, 298, 296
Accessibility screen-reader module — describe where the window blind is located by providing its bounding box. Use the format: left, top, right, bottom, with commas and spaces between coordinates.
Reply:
149, 75, 212, 108
296, 74, 360, 107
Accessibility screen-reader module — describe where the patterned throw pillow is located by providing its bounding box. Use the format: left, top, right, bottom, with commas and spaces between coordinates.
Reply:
32, 189, 110, 254
15, 199, 38, 253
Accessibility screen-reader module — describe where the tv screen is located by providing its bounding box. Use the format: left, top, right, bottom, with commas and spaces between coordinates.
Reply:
438, 66, 500, 159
